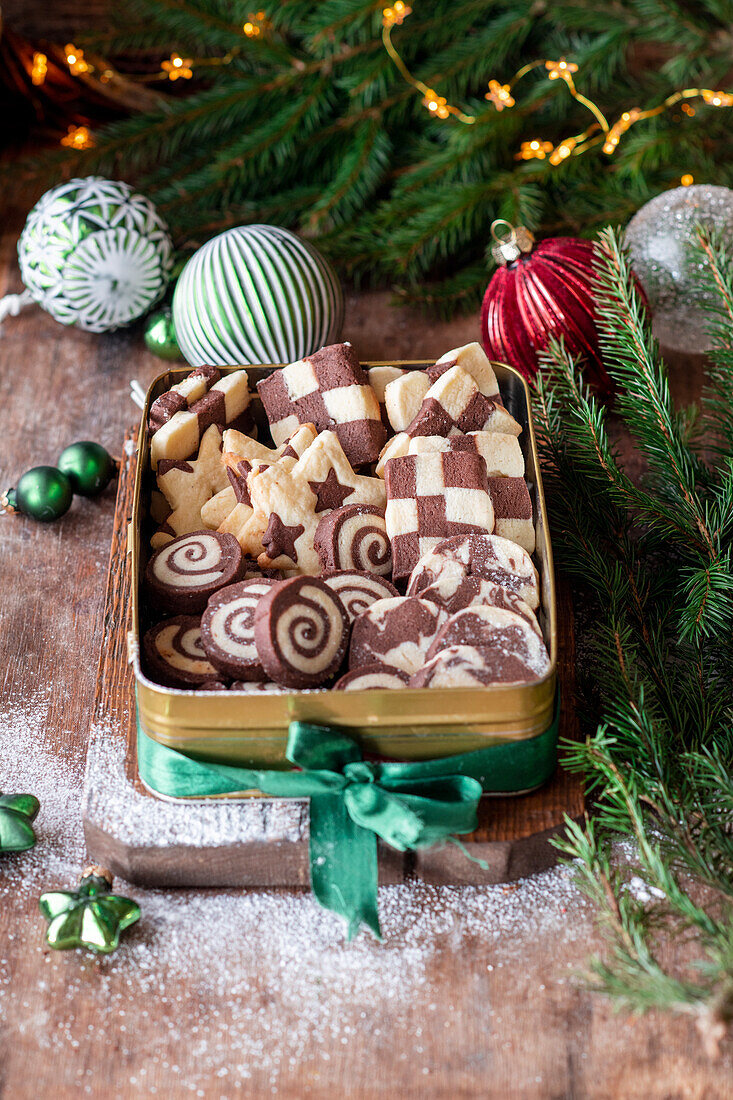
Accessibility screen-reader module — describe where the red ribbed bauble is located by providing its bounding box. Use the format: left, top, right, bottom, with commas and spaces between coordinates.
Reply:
481, 221, 610, 392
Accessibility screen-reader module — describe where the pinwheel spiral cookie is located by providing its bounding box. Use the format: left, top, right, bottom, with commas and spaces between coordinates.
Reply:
334, 665, 410, 691
314, 504, 392, 575
200, 579, 275, 680
254, 576, 349, 688
143, 616, 218, 687
146, 530, 245, 614
348, 596, 447, 676
321, 570, 399, 623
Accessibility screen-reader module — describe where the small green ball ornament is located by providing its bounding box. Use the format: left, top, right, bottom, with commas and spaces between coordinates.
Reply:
58, 441, 115, 496
15, 466, 73, 521
144, 305, 182, 361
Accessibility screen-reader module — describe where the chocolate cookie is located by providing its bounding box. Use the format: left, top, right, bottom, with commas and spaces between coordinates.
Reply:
407, 533, 539, 610
200, 579, 275, 680
143, 616, 218, 687
146, 530, 245, 614
348, 596, 447, 676
321, 570, 399, 623
148, 366, 220, 435
334, 664, 410, 691
425, 605, 550, 677
418, 576, 540, 630
253, 576, 349, 688
314, 504, 392, 575
410, 644, 541, 688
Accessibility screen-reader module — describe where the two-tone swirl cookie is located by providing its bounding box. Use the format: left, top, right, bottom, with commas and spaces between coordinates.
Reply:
314, 504, 393, 576
334, 664, 409, 691
146, 530, 244, 614
321, 570, 399, 624
253, 576, 349, 688
409, 644, 543, 688
418, 575, 541, 632
200, 579, 275, 680
407, 533, 539, 610
143, 616, 219, 687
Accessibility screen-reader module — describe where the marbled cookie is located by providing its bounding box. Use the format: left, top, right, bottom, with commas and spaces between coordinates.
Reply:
419, 575, 540, 630
407, 534, 539, 610
143, 616, 218, 687
314, 505, 392, 575
254, 576, 349, 688
322, 570, 399, 623
488, 477, 535, 553
334, 664, 410, 691
384, 451, 495, 580
349, 596, 447, 676
146, 530, 245, 613
426, 605, 550, 677
200, 579, 275, 681
148, 366, 220, 434
257, 343, 386, 466
410, 643, 541, 688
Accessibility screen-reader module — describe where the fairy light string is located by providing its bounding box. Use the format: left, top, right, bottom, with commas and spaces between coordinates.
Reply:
380, 4, 733, 165
30, 4, 733, 163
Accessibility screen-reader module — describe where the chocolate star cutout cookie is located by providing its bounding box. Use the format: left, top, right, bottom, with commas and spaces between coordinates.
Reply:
308, 467, 353, 512
262, 515, 305, 562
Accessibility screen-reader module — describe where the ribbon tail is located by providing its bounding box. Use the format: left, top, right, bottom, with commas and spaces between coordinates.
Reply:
309, 794, 381, 941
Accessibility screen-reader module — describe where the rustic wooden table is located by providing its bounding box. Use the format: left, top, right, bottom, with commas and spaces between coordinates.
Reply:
0, 204, 730, 1099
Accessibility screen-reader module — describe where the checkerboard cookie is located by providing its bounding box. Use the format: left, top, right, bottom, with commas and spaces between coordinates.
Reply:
407, 533, 539, 609
349, 596, 447, 676
428, 342, 501, 400
425, 605, 550, 677
384, 451, 495, 580
408, 431, 524, 477
488, 476, 535, 553
150, 369, 251, 469
384, 371, 431, 432
257, 343, 386, 466
148, 366, 220, 435
367, 366, 405, 429
405, 364, 520, 439
152, 423, 231, 548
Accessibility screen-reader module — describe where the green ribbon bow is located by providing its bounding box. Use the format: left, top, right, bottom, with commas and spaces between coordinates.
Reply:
138, 706, 559, 939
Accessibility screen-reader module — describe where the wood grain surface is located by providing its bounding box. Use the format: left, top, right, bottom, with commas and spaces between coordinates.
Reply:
0, 207, 730, 1098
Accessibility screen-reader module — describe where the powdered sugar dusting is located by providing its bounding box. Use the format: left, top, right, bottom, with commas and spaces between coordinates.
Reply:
1, 688, 592, 1093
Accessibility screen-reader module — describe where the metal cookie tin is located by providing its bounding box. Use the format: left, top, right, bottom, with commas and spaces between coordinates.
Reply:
129, 361, 556, 769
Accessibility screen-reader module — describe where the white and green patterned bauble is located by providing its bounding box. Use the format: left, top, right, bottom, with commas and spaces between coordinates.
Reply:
17, 177, 174, 333
172, 225, 343, 366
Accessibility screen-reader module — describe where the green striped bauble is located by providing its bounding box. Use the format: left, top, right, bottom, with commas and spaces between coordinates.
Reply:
172, 225, 344, 366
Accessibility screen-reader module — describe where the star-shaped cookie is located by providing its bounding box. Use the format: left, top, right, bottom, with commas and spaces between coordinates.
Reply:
151, 423, 230, 548
246, 430, 387, 573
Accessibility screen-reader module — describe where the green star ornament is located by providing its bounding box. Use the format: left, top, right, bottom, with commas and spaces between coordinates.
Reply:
39, 867, 141, 954
0, 793, 40, 852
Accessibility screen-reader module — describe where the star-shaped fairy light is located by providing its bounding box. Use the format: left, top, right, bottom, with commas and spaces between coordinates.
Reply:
545, 58, 578, 84
162, 53, 193, 81
517, 139, 554, 161
485, 79, 515, 111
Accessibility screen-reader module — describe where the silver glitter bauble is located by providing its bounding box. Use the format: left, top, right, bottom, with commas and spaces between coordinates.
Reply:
625, 185, 733, 353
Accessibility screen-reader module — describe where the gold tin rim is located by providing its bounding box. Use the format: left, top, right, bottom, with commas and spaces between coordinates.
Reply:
129, 358, 557, 760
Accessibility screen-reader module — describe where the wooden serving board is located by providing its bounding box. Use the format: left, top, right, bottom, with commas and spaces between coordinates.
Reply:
82, 429, 583, 888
